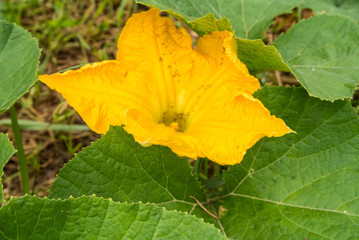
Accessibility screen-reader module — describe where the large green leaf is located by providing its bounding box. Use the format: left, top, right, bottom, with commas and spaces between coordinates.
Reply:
0, 20, 40, 113
49, 126, 206, 214
0, 195, 226, 239
0, 133, 16, 203
215, 86, 359, 239
274, 14, 359, 101
137, 0, 302, 39
303, 0, 359, 21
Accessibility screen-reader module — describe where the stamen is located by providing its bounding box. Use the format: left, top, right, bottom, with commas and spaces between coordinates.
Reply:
160, 111, 189, 132
170, 122, 179, 131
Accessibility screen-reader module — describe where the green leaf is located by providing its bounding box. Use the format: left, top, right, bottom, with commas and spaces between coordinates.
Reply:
216, 86, 359, 239
137, 0, 302, 39
0, 195, 226, 239
170, 11, 233, 37
0, 20, 40, 113
303, 0, 359, 21
237, 39, 290, 74
49, 126, 206, 214
274, 15, 359, 101
0, 133, 16, 203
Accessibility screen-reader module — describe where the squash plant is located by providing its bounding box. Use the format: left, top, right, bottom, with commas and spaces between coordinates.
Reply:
1, 1, 359, 239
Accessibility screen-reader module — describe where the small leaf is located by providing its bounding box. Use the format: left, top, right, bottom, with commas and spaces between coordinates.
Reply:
217, 86, 359, 239
137, 0, 302, 39
237, 38, 290, 74
0, 20, 40, 113
49, 126, 206, 213
0, 133, 16, 203
172, 11, 233, 37
0, 195, 227, 239
274, 14, 359, 101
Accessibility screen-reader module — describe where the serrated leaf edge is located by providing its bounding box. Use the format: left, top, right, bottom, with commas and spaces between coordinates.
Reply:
274, 14, 359, 102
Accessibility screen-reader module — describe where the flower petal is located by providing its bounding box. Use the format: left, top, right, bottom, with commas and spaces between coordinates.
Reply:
186, 94, 292, 165
39, 61, 155, 134
194, 31, 259, 96
177, 31, 261, 117
124, 108, 201, 159
180, 30, 292, 165
116, 8, 194, 118
39, 9, 292, 166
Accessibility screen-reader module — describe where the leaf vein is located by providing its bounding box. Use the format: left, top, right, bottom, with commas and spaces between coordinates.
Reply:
277, 205, 333, 239
120, 134, 176, 201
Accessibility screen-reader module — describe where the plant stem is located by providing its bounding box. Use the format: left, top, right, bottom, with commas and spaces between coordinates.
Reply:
9, 106, 30, 194
0, 118, 89, 131
203, 158, 208, 177
213, 162, 221, 176
192, 158, 203, 175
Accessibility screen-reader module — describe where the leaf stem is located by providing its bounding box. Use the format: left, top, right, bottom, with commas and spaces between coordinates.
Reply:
0, 118, 89, 131
57, 63, 86, 73
9, 106, 30, 194
192, 158, 203, 175
189, 196, 216, 219
203, 158, 208, 177
210, 201, 227, 237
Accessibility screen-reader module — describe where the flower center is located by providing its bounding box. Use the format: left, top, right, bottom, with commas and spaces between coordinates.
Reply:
160, 111, 189, 132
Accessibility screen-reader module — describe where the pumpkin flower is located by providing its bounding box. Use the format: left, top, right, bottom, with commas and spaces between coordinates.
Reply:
39, 8, 291, 165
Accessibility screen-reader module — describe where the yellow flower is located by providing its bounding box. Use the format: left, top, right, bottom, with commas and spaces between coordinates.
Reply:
39, 8, 291, 165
